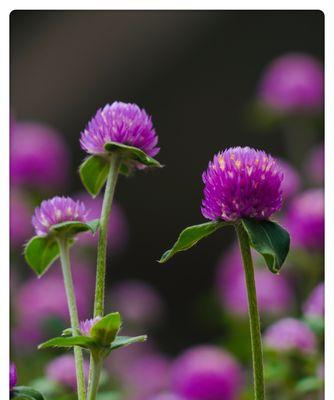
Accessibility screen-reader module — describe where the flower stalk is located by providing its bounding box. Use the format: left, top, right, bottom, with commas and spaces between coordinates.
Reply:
57, 237, 86, 400
87, 355, 103, 400
235, 222, 265, 400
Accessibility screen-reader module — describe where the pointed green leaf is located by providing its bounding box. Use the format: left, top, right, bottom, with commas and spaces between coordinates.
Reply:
104, 141, 162, 168
50, 219, 100, 236
91, 312, 122, 346
158, 221, 226, 263
38, 335, 96, 350
24, 236, 60, 277
11, 386, 45, 400
79, 155, 110, 197
241, 219, 290, 274
110, 335, 147, 351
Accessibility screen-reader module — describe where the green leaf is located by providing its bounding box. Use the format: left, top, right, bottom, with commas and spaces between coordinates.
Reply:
38, 335, 96, 350
11, 386, 45, 400
110, 335, 147, 351
24, 236, 60, 277
158, 221, 226, 263
91, 312, 122, 346
104, 141, 162, 168
295, 376, 323, 393
241, 219, 290, 274
79, 155, 110, 197
50, 219, 100, 236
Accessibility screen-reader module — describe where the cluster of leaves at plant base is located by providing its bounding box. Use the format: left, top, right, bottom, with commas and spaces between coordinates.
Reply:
159, 218, 290, 274
79, 141, 162, 197
24, 219, 99, 277
11, 386, 45, 400
38, 312, 147, 360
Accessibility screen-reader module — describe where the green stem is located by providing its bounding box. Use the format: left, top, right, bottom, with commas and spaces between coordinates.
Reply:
57, 238, 86, 400
93, 153, 122, 318
87, 356, 103, 400
236, 223, 265, 400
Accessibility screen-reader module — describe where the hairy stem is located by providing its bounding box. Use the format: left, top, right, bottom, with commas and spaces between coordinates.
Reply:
87, 355, 103, 400
57, 237, 86, 400
236, 223, 265, 400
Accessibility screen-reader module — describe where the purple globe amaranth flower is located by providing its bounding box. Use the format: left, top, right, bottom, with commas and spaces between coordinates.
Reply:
277, 158, 301, 200
171, 345, 243, 400
216, 246, 293, 316
303, 282, 324, 319
80, 102, 160, 160
79, 316, 102, 336
201, 147, 283, 222
264, 318, 316, 354
76, 193, 128, 252
46, 354, 89, 390
305, 143, 324, 185
10, 122, 70, 189
10, 363, 17, 390
258, 53, 324, 113
284, 189, 324, 250
32, 196, 88, 236
10, 188, 33, 248
111, 280, 164, 328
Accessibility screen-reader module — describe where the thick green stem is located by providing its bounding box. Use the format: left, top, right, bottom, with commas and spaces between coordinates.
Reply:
236, 223, 265, 400
93, 153, 121, 318
87, 355, 103, 400
57, 238, 86, 400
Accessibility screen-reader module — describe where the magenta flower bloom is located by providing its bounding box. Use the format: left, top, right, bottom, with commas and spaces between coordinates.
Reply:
264, 318, 316, 354
201, 147, 283, 221
32, 196, 88, 236
171, 345, 243, 400
80, 102, 159, 159
76, 193, 128, 252
277, 158, 301, 200
111, 280, 164, 327
284, 189, 324, 249
10, 122, 70, 189
10, 363, 17, 390
217, 247, 293, 316
46, 354, 89, 390
304, 143, 324, 185
303, 283, 324, 319
258, 53, 324, 113
148, 394, 186, 400
10, 188, 33, 248
79, 316, 102, 336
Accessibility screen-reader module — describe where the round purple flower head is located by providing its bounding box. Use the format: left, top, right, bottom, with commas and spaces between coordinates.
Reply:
202, 147, 283, 221
32, 196, 88, 236
171, 345, 243, 400
284, 189, 324, 249
80, 102, 159, 159
46, 354, 89, 390
10, 363, 17, 390
258, 53, 324, 113
303, 282, 324, 319
264, 318, 316, 354
79, 316, 102, 336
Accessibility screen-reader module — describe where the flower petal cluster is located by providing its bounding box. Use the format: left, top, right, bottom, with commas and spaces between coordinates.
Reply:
80, 102, 159, 158
202, 147, 283, 221
79, 316, 102, 336
32, 196, 88, 236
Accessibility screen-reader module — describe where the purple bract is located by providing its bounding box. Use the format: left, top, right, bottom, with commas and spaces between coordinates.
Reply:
80, 102, 159, 159
32, 196, 88, 236
79, 316, 102, 336
201, 147, 283, 221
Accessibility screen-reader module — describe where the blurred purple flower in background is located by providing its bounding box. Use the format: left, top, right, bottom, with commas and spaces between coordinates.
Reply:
46, 354, 89, 390
148, 393, 186, 400
111, 280, 164, 327
171, 345, 243, 400
258, 53, 324, 113
76, 193, 128, 252
303, 282, 324, 319
10, 188, 33, 248
216, 247, 293, 316
264, 318, 316, 354
32, 196, 88, 236
277, 158, 301, 200
80, 102, 160, 159
201, 147, 283, 221
304, 143, 324, 185
79, 316, 102, 336
10, 122, 70, 189
284, 189, 324, 250
10, 363, 17, 390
